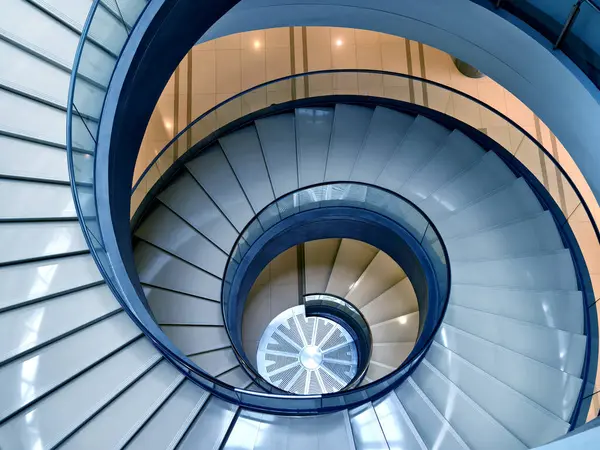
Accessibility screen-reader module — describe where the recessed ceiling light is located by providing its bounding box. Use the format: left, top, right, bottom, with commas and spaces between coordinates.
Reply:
335, 39, 343, 47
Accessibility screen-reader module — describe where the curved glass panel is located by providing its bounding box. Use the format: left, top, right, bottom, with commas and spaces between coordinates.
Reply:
221, 181, 448, 399
222, 182, 448, 328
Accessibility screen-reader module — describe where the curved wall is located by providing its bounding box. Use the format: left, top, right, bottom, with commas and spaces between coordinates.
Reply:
198, 0, 600, 199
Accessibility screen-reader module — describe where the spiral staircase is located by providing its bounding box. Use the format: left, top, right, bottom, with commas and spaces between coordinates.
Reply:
0, 0, 599, 449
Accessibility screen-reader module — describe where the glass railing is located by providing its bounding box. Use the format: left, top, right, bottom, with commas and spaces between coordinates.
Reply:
67, 29, 600, 417
304, 293, 374, 388
129, 70, 600, 419
494, 0, 600, 88
67, 0, 150, 294
220, 182, 449, 400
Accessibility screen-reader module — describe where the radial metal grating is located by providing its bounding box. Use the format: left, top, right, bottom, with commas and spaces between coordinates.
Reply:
257, 305, 358, 395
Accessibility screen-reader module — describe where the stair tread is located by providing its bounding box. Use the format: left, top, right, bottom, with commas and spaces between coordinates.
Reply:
413, 358, 527, 450
436, 323, 584, 421
444, 304, 586, 375
425, 341, 570, 447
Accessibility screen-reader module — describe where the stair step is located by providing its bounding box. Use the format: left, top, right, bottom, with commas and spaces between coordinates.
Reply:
443, 304, 586, 375
0, 178, 76, 219
177, 396, 238, 450
325, 104, 374, 182
371, 342, 415, 368
360, 277, 418, 326
0, 339, 161, 449
396, 377, 470, 450
376, 115, 451, 193
350, 106, 414, 183
370, 311, 419, 343
437, 177, 543, 240
366, 360, 395, 381
186, 144, 254, 231
143, 286, 223, 326
346, 250, 406, 309
135, 241, 221, 301
161, 325, 230, 356
0, 135, 71, 182
60, 361, 183, 450
419, 150, 516, 220
219, 125, 275, 213
373, 392, 427, 450
0, 311, 140, 422
135, 204, 227, 278
157, 171, 238, 253
227, 409, 356, 449
425, 341, 570, 447
0, 220, 86, 265
217, 366, 252, 388
413, 358, 527, 449
451, 249, 577, 290
399, 129, 485, 203
296, 107, 334, 187
0, 0, 113, 85
126, 380, 209, 450
326, 239, 378, 298
304, 238, 340, 293
445, 210, 563, 261
0, 253, 102, 311
436, 323, 583, 420
0, 36, 96, 112
449, 284, 583, 333
255, 113, 298, 197
349, 402, 390, 449
0, 284, 119, 365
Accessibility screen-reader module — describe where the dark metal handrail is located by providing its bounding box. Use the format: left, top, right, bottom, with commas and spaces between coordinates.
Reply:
218, 180, 451, 407
133, 69, 600, 259
67, 2, 598, 415
304, 293, 374, 389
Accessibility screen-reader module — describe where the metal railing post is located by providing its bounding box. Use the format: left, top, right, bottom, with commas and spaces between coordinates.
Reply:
555, 0, 585, 49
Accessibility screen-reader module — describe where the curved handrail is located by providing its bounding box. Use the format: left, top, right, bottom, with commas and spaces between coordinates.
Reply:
132, 68, 600, 252
67, 28, 599, 415
304, 293, 374, 389
217, 180, 450, 401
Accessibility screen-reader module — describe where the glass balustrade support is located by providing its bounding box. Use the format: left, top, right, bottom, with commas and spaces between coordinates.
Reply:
554, 0, 585, 49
